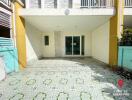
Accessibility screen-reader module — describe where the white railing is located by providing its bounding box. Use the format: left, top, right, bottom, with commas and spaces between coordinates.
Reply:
26, 0, 114, 9
81, 0, 114, 8
44, 0, 56, 8
124, 0, 132, 7
27, 0, 56, 8
28, 0, 41, 8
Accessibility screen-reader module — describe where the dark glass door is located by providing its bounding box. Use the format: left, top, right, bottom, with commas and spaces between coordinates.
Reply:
65, 36, 72, 55
65, 36, 81, 55
81, 36, 84, 55
73, 36, 80, 55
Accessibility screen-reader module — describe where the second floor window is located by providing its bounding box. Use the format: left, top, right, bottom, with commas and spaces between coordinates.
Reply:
81, 0, 107, 8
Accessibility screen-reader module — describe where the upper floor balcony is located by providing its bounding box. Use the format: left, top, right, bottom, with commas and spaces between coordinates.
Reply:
124, 0, 132, 8
124, 0, 132, 15
20, 0, 115, 16
25, 0, 114, 9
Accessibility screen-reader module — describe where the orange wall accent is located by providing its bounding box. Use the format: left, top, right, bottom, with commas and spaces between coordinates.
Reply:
14, 2, 27, 69
109, 0, 124, 66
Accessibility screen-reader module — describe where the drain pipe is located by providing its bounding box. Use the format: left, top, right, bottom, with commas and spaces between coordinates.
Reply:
12, 1, 17, 48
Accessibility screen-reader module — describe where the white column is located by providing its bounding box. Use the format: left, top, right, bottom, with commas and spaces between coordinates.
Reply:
41, 0, 44, 8
58, 0, 60, 8
26, 0, 30, 8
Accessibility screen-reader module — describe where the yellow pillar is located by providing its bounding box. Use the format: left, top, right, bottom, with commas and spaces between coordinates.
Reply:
109, 0, 124, 67
14, 1, 27, 69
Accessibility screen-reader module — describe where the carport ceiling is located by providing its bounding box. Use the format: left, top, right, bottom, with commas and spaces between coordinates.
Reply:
23, 15, 112, 32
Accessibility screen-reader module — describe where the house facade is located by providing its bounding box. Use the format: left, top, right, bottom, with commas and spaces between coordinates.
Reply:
2, 0, 132, 69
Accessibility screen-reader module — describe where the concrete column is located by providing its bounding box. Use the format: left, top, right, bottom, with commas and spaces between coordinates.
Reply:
14, 1, 27, 69
109, 0, 124, 67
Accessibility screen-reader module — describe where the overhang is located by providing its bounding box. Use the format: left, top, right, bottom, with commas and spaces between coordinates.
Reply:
19, 8, 115, 32
124, 8, 132, 15
19, 8, 115, 16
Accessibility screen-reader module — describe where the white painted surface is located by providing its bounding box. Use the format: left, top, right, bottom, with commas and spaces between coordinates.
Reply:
73, 0, 81, 8
92, 21, 109, 64
25, 18, 110, 59
19, 8, 115, 16
26, 0, 114, 8
25, 0, 29, 8
58, 0, 69, 8
42, 32, 56, 57
54, 31, 63, 57
22, 16, 111, 33
24, 13, 111, 62
124, 8, 132, 15
42, 32, 91, 57
25, 22, 43, 63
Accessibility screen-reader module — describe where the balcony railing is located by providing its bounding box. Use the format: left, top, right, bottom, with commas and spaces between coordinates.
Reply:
26, 0, 114, 9
0, 0, 11, 7
124, 0, 132, 8
81, 0, 114, 8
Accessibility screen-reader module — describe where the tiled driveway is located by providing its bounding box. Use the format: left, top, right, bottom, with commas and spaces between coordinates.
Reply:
0, 58, 132, 100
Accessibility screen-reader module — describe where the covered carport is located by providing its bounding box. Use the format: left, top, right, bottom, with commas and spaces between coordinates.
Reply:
19, 8, 115, 65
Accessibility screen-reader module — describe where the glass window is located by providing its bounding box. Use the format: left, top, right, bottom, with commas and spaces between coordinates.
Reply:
44, 36, 49, 46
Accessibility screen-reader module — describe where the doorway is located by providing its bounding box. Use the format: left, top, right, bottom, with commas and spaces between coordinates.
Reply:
65, 36, 84, 56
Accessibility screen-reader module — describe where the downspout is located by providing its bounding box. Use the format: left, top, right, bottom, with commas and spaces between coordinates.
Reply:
12, 1, 17, 48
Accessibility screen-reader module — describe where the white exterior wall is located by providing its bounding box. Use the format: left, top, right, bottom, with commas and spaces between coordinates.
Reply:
42, 32, 91, 57
25, 20, 110, 64
25, 22, 43, 63
92, 21, 110, 64
42, 32, 56, 57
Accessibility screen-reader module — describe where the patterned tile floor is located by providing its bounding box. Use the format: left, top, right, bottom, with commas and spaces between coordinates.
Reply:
0, 58, 132, 100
